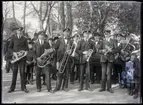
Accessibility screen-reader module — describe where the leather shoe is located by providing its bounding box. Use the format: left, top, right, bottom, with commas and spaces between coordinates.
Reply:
98, 88, 105, 92
52, 89, 59, 93
48, 90, 53, 92
91, 82, 94, 84
63, 88, 68, 92
8, 89, 14, 93
37, 89, 41, 92
85, 88, 93, 91
107, 89, 114, 93
23, 89, 29, 93
70, 82, 74, 84
133, 94, 138, 99
78, 88, 83, 91
43, 82, 46, 85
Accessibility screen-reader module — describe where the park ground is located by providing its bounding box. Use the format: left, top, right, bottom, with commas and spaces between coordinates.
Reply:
2, 60, 141, 104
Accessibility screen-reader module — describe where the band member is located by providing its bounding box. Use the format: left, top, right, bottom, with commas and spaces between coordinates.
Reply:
48, 37, 57, 81
8, 27, 29, 93
98, 30, 117, 93
117, 34, 135, 87
25, 41, 35, 85
53, 28, 73, 92
75, 31, 96, 91
112, 33, 121, 84
33, 31, 53, 92
70, 34, 81, 84
131, 53, 140, 99
90, 32, 102, 84
4, 37, 12, 73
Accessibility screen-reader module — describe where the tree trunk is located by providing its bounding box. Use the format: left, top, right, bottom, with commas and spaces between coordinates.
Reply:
66, 1, 73, 36
59, 1, 65, 30
88, 1, 93, 32
23, 1, 26, 33
39, 20, 44, 30
12, 1, 15, 19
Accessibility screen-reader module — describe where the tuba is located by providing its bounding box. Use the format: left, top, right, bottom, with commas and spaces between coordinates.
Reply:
11, 50, 28, 64
58, 41, 74, 74
37, 48, 55, 68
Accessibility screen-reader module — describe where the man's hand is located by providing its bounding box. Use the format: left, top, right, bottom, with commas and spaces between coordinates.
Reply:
33, 59, 36, 64
67, 50, 72, 55
56, 62, 60, 70
102, 49, 106, 53
83, 51, 88, 55
121, 49, 125, 54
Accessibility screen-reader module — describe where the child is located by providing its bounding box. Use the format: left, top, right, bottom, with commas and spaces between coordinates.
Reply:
25, 41, 35, 85
125, 59, 135, 96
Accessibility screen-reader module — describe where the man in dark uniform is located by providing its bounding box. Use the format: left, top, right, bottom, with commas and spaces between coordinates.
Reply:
98, 30, 118, 93
53, 28, 73, 92
70, 33, 81, 84
111, 33, 120, 84
75, 31, 96, 91
117, 34, 135, 87
8, 27, 29, 93
90, 32, 102, 84
4, 37, 12, 73
33, 31, 53, 92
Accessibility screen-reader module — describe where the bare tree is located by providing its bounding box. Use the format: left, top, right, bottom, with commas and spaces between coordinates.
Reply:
66, 1, 73, 36
59, 1, 65, 30
23, 1, 27, 33
30, 1, 56, 33
12, 1, 15, 19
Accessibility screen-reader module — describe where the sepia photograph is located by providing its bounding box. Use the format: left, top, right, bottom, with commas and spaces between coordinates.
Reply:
1, 1, 141, 103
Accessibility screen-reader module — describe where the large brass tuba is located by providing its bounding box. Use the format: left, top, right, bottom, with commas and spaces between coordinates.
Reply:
58, 41, 74, 74
37, 48, 55, 68
11, 50, 28, 64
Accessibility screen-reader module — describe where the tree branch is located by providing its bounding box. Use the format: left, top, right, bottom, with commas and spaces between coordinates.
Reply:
30, 1, 40, 17
42, 1, 49, 21
39, 1, 42, 20
44, 5, 52, 33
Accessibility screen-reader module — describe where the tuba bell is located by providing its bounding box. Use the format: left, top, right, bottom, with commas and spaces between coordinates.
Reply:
11, 50, 28, 64
37, 48, 55, 68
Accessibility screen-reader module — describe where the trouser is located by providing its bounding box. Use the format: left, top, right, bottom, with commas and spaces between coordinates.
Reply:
112, 63, 122, 83
100, 62, 113, 90
54, 62, 71, 90
134, 78, 140, 95
25, 63, 34, 81
35, 66, 42, 89
36, 65, 52, 90
6, 60, 11, 73
10, 59, 27, 91
70, 64, 80, 83
79, 62, 90, 90
90, 65, 101, 83
43, 65, 52, 91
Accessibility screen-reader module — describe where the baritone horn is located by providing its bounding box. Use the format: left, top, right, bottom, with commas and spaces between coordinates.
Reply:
11, 50, 28, 64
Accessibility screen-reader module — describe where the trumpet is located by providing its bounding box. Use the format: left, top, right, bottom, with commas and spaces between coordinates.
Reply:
104, 45, 113, 56
71, 39, 80, 57
86, 49, 94, 62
